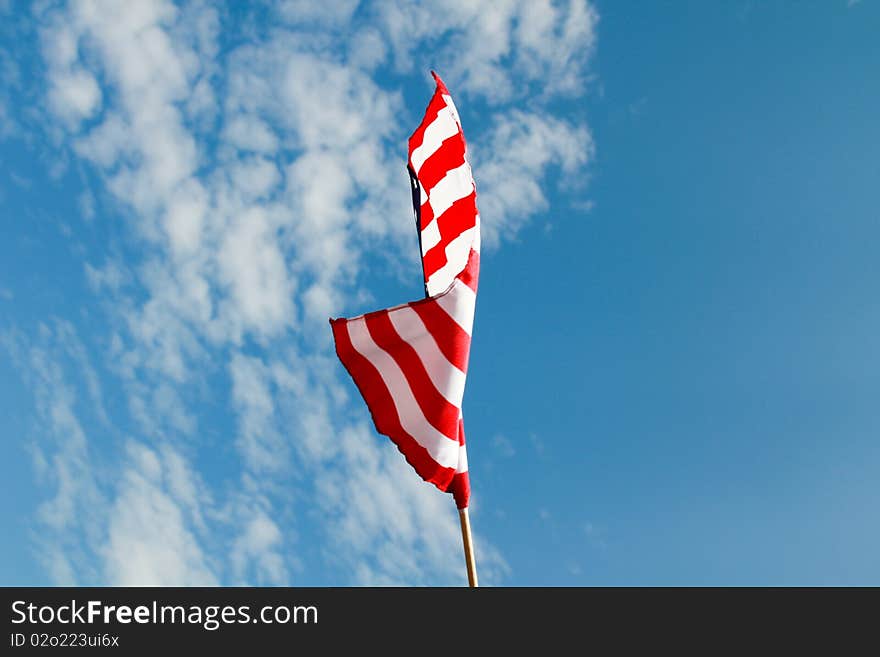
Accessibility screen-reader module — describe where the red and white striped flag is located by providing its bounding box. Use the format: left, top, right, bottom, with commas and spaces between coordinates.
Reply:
330, 72, 480, 509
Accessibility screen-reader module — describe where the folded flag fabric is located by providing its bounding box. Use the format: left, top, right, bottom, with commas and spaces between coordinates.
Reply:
330, 72, 480, 509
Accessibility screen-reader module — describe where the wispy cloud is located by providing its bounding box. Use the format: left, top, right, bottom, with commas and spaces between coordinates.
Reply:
374, 0, 598, 102
2, 322, 219, 585
492, 434, 517, 458
2, 323, 105, 584
102, 441, 217, 586
477, 111, 594, 247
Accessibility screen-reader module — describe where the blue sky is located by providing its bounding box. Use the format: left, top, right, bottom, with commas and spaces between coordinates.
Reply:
1, 0, 878, 586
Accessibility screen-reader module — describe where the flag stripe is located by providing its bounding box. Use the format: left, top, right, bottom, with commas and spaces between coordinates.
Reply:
411, 85, 478, 297
441, 94, 461, 130
422, 193, 477, 277
471, 215, 481, 256
458, 248, 480, 292
408, 92, 449, 155
422, 161, 474, 225
417, 134, 466, 193
434, 277, 477, 336
364, 311, 462, 442
331, 318, 458, 490
387, 307, 467, 407
410, 296, 472, 373
425, 228, 477, 297
451, 418, 469, 508
421, 216, 442, 254
345, 319, 461, 468
418, 181, 477, 254
450, 471, 469, 509
410, 107, 460, 174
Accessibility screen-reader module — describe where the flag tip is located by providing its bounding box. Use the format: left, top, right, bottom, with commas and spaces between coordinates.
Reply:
430, 70, 448, 93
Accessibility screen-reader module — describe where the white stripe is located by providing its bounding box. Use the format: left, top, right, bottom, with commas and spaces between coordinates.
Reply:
434, 276, 476, 336
426, 161, 474, 221
472, 214, 481, 254
388, 306, 468, 403
442, 94, 461, 130
457, 443, 468, 474
420, 219, 441, 254
426, 229, 476, 298
411, 106, 460, 173
346, 320, 460, 469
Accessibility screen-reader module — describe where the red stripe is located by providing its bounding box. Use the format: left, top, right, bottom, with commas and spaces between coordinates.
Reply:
449, 418, 471, 509
460, 250, 479, 292
416, 133, 466, 191
409, 299, 471, 373
330, 317, 457, 492
364, 311, 461, 442
451, 417, 469, 508
419, 186, 476, 237
408, 92, 448, 157
421, 192, 477, 279
451, 471, 470, 509
419, 198, 434, 230
431, 70, 450, 96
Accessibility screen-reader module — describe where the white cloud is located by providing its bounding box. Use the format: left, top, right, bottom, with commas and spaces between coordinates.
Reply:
0, 36, 25, 139
583, 521, 607, 549
74, 115, 131, 168
0, 99, 12, 138
229, 352, 288, 472
317, 423, 509, 585
163, 180, 209, 256
78, 189, 96, 221
492, 434, 516, 458
40, 17, 103, 127
230, 508, 288, 585
229, 156, 281, 201
275, 0, 360, 27
1, 325, 104, 578
102, 441, 217, 586
222, 116, 279, 154
2, 322, 217, 585
48, 69, 102, 125
219, 207, 295, 339
475, 110, 595, 247
1, 332, 90, 584
159, 443, 211, 534
347, 27, 388, 71
373, 0, 598, 102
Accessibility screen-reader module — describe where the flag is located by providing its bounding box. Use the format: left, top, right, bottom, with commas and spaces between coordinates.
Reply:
330, 72, 480, 509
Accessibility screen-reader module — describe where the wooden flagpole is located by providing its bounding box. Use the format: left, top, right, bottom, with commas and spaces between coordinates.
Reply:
458, 507, 478, 587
